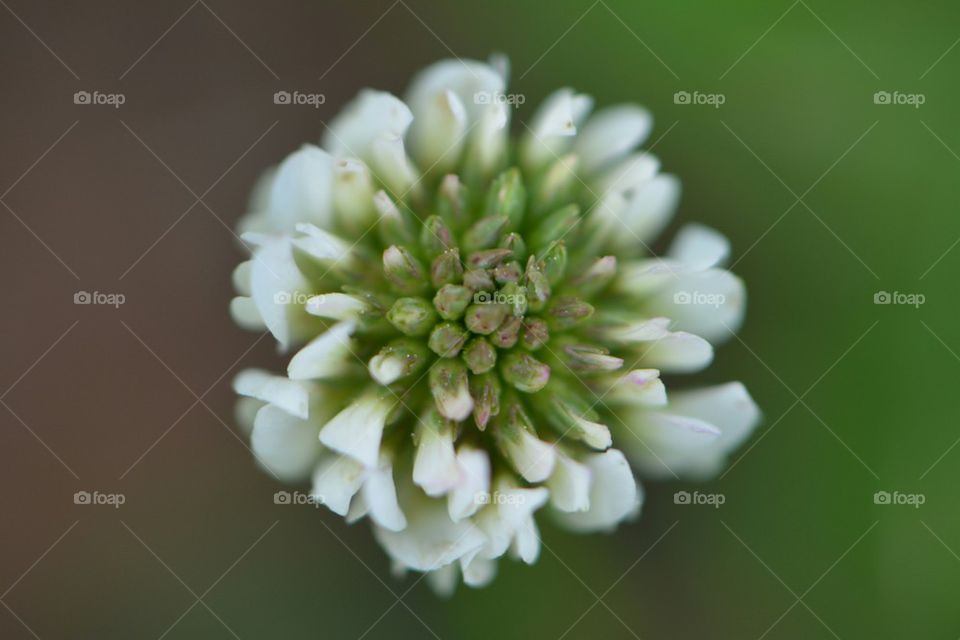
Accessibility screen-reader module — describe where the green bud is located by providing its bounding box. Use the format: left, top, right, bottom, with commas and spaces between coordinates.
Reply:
564, 344, 624, 372
421, 215, 455, 259
383, 245, 426, 295
492, 260, 522, 284
462, 337, 497, 374
572, 255, 617, 297
501, 351, 551, 393
529, 203, 580, 249
539, 241, 568, 286
524, 256, 551, 312
368, 338, 428, 385
386, 297, 436, 336
463, 215, 508, 253
521, 317, 549, 350
433, 284, 472, 320
499, 232, 527, 264
464, 301, 509, 335
535, 390, 611, 449
499, 281, 527, 316
485, 167, 526, 229
428, 322, 469, 358
547, 295, 594, 330
468, 248, 513, 269
436, 174, 470, 230
429, 359, 474, 421
470, 372, 501, 430
430, 248, 464, 288
463, 268, 495, 292
491, 315, 522, 349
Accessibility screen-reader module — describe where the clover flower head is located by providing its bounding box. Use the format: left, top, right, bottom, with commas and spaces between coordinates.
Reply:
230, 56, 760, 593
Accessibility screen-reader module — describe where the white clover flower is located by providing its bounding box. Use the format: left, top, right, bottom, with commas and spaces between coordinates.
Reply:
230, 56, 760, 593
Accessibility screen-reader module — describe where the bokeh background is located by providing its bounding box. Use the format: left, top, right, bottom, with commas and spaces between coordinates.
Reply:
2, 1, 958, 638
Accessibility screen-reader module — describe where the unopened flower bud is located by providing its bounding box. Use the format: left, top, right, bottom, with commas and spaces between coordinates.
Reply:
462, 337, 497, 374
491, 315, 522, 349
386, 297, 436, 336
436, 174, 469, 230
383, 245, 426, 295
564, 344, 624, 372
463, 268, 495, 292
421, 215, 455, 259
463, 215, 508, 253
468, 248, 513, 269
429, 359, 474, 421
521, 317, 550, 350
433, 284, 472, 320
547, 295, 594, 329
430, 248, 464, 287
499, 232, 527, 263
428, 322, 469, 357
539, 241, 568, 286
501, 352, 551, 393
465, 302, 509, 335
368, 338, 428, 385
572, 255, 617, 297
470, 372, 501, 430
530, 203, 580, 249
485, 167, 526, 229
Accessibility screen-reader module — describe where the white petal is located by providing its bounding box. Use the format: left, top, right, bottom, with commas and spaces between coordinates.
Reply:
668, 223, 730, 269
231, 261, 252, 296
554, 450, 641, 533
547, 451, 591, 512
407, 88, 468, 173
287, 321, 356, 380
460, 555, 497, 588
594, 152, 661, 196
229, 297, 265, 331
374, 490, 486, 572
646, 269, 746, 344
448, 447, 491, 522
318, 394, 392, 468
425, 563, 459, 597
324, 90, 413, 159
234, 396, 263, 436
251, 404, 321, 482
511, 515, 542, 564
368, 350, 406, 386
332, 157, 376, 233
502, 429, 556, 483
248, 238, 313, 351
311, 453, 366, 516
267, 145, 335, 233
292, 222, 354, 264
622, 408, 728, 479
605, 369, 667, 407
413, 418, 463, 497
641, 331, 714, 373
602, 174, 680, 252
363, 456, 407, 532
233, 368, 310, 419
573, 105, 652, 174
571, 414, 612, 450
305, 293, 367, 321
521, 88, 593, 172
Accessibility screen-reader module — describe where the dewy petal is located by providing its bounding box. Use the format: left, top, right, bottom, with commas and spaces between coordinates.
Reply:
251, 404, 321, 483
448, 446, 491, 522
413, 415, 464, 497
287, 321, 356, 380
573, 105, 653, 174
553, 449, 641, 533
233, 368, 310, 419
318, 393, 393, 468
248, 237, 314, 351
521, 88, 593, 172
362, 454, 407, 532
374, 482, 487, 572
267, 144, 335, 233
311, 453, 366, 516
547, 450, 592, 512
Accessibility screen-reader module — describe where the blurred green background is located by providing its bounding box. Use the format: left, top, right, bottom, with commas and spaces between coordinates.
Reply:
2, 0, 958, 638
